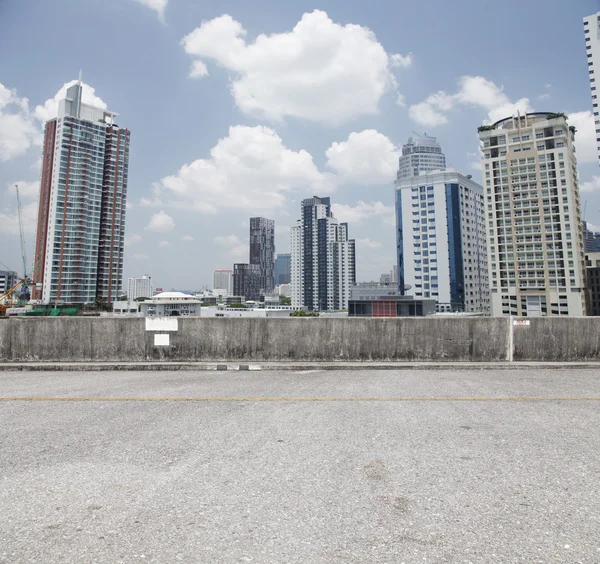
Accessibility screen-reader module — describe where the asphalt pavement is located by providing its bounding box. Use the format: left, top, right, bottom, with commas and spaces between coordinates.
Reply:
1, 368, 599, 563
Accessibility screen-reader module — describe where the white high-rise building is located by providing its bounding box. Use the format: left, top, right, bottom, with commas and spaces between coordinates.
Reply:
395, 170, 490, 313
584, 12, 600, 166
291, 196, 356, 311
478, 112, 586, 316
127, 275, 153, 301
213, 269, 233, 293
33, 77, 130, 304
397, 135, 446, 180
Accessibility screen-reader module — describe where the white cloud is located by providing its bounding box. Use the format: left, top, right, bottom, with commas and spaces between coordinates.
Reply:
214, 234, 247, 260
579, 175, 600, 193
182, 235, 194, 241
133, 253, 149, 260
395, 93, 406, 108
34, 80, 107, 123
538, 93, 551, 101
332, 201, 395, 226
409, 76, 532, 127
155, 125, 333, 213
181, 10, 399, 124
124, 233, 142, 247
408, 101, 448, 127
568, 111, 597, 164
325, 130, 398, 185
389, 53, 412, 69
7, 180, 39, 200
0, 201, 38, 235
189, 61, 209, 78
145, 210, 175, 232
133, 0, 167, 23
158, 240, 171, 248
356, 238, 382, 249
0, 83, 42, 161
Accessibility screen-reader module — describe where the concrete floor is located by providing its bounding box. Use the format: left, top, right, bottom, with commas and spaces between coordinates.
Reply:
1, 369, 599, 563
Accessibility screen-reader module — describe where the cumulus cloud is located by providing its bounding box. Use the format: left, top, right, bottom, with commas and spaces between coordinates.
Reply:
145, 210, 175, 232
409, 76, 532, 127
0, 83, 42, 161
568, 111, 597, 164
124, 233, 142, 247
214, 234, 247, 260
182, 235, 194, 241
409, 102, 448, 128
158, 240, 171, 248
389, 53, 412, 68
34, 80, 107, 123
325, 130, 398, 185
133, 0, 167, 23
154, 125, 334, 213
181, 10, 403, 124
7, 180, 39, 200
332, 201, 395, 226
579, 175, 600, 193
189, 60, 209, 78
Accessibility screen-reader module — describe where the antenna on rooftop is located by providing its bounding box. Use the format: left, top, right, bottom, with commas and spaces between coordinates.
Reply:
78, 69, 83, 85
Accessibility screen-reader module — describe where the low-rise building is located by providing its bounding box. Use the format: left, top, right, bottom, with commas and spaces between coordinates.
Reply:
140, 291, 202, 317
348, 283, 436, 317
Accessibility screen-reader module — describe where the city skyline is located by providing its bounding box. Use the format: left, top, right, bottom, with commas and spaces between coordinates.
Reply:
1, 1, 599, 291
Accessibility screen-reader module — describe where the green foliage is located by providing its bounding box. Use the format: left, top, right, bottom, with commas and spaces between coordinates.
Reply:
477, 125, 495, 133
546, 112, 567, 120
569, 125, 576, 134
279, 296, 291, 305
290, 310, 319, 317
227, 303, 247, 309
135, 296, 150, 302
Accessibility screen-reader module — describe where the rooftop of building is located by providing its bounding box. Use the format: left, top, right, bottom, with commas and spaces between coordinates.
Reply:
478, 112, 573, 134
394, 168, 480, 188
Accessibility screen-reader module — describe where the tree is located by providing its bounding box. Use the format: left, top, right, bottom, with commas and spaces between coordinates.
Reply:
280, 296, 291, 305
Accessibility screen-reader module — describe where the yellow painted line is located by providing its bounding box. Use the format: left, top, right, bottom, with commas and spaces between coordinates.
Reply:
0, 397, 600, 402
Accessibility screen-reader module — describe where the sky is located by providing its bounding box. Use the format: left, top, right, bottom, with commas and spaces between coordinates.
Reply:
1, 0, 600, 290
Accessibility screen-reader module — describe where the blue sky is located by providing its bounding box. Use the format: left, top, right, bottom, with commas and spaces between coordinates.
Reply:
1, 0, 599, 290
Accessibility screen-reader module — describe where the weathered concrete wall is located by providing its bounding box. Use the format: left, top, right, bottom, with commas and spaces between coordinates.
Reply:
0, 316, 599, 362
513, 317, 600, 361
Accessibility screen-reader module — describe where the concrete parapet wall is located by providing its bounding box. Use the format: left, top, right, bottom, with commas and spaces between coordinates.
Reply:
0, 316, 598, 362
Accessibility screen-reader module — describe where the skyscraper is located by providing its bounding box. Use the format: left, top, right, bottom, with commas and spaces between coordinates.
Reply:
583, 12, 600, 166
33, 78, 130, 304
249, 217, 275, 294
291, 196, 356, 311
395, 170, 490, 313
478, 112, 585, 316
397, 135, 446, 180
274, 253, 291, 285
213, 269, 233, 293
233, 263, 261, 302
127, 275, 153, 301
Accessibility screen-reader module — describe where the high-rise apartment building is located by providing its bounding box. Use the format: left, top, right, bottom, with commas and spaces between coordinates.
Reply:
213, 269, 233, 293
127, 275, 152, 301
233, 263, 261, 301
397, 135, 446, 180
0, 270, 18, 295
395, 170, 490, 313
583, 220, 600, 252
249, 217, 275, 294
291, 196, 356, 311
274, 253, 291, 285
478, 112, 585, 316
33, 78, 130, 304
583, 12, 600, 166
